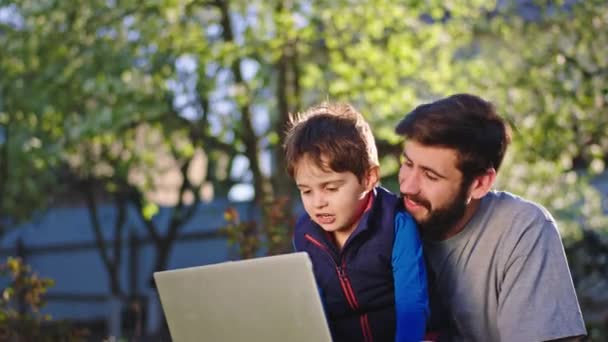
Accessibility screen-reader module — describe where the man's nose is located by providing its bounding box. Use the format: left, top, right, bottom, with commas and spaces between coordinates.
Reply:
399, 166, 419, 195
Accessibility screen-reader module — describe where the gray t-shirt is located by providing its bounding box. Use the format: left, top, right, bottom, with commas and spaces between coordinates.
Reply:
425, 191, 587, 341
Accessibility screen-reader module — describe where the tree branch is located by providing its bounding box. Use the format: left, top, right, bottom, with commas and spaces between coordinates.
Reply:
217, 0, 271, 203
82, 179, 114, 280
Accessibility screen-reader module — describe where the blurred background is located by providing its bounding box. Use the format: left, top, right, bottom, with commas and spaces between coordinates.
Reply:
0, 0, 607, 340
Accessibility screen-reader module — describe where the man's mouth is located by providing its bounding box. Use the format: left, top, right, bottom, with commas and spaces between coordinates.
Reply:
403, 196, 430, 211
404, 197, 422, 209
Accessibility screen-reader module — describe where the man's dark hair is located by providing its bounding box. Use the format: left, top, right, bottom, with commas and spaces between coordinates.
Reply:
395, 93, 512, 181
284, 102, 378, 183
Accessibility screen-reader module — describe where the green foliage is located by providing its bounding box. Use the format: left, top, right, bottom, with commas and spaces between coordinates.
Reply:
0, 257, 85, 341
0, 0, 164, 229
0, 257, 53, 317
221, 196, 294, 259
221, 207, 260, 259
430, 0, 608, 241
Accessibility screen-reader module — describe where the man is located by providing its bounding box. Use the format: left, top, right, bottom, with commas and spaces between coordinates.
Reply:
394, 93, 587, 341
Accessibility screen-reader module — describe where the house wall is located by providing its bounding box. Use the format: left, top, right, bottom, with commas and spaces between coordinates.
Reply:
0, 198, 262, 334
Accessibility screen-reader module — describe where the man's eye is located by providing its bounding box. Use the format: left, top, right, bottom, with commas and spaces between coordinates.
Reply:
425, 172, 438, 181
326, 187, 338, 192
300, 190, 311, 195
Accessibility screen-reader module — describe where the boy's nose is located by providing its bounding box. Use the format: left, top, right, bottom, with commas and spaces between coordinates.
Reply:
313, 193, 328, 208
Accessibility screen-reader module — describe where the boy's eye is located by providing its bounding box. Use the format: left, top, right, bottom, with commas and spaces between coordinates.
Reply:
300, 189, 311, 195
326, 187, 338, 192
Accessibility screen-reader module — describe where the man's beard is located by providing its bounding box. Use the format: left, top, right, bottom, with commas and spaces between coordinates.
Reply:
402, 183, 470, 240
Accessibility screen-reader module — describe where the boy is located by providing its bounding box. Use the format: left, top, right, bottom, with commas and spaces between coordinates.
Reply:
284, 102, 429, 342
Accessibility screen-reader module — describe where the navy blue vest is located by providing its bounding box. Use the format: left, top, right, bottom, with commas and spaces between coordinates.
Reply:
293, 187, 399, 342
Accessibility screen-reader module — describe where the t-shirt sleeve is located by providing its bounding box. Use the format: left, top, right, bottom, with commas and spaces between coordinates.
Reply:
497, 215, 587, 341
392, 211, 429, 342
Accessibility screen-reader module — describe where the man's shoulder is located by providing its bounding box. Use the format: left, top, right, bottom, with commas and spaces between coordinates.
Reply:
486, 190, 559, 240
487, 190, 554, 223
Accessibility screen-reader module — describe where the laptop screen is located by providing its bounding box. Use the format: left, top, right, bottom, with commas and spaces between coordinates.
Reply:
154, 252, 332, 342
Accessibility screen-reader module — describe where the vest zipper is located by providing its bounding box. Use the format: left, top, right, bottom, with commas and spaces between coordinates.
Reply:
304, 234, 374, 342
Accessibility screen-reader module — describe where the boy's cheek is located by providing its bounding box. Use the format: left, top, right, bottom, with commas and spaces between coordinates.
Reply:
300, 198, 312, 212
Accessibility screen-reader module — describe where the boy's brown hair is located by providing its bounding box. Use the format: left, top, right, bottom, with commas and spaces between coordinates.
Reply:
284, 102, 379, 183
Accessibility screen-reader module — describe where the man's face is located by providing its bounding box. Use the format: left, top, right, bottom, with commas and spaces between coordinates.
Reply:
294, 155, 374, 237
398, 141, 471, 240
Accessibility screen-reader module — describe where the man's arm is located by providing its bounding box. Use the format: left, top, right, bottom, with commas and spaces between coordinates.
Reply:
497, 213, 587, 341
393, 211, 429, 342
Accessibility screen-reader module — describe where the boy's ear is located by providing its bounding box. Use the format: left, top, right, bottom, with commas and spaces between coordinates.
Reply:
364, 166, 380, 190
468, 168, 496, 200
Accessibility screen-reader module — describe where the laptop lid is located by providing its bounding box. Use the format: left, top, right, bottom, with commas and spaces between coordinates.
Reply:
154, 252, 333, 342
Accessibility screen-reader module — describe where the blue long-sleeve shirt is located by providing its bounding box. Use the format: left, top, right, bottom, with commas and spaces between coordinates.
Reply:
393, 211, 429, 342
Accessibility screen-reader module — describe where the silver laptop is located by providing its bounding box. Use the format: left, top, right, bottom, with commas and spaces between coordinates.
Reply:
154, 252, 333, 342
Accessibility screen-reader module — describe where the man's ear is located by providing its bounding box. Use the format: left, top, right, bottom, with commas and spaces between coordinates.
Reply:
364, 166, 380, 191
468, 168, 497, 200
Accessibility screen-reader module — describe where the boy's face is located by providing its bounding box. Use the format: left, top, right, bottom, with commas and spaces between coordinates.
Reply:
294, 155, 376, 237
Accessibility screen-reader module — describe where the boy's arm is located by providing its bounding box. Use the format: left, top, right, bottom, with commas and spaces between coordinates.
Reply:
393, 211, 429, 342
